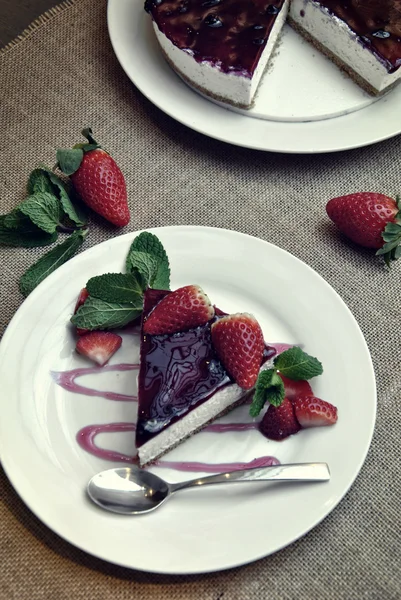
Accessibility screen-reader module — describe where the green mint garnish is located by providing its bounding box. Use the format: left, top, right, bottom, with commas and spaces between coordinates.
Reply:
249, 369, 285, 417
19, 192, 64, 234
27, 169, 54, 195
273, 347, 323, 381
0, 215, 57, 247
126, 251, 159, 288
19, 230, 86, 297
46, 170, 87, 227
126, 231, 170, 290
71, 296, 142, 331
249, 347, 323, 417
86, 272, 145, 304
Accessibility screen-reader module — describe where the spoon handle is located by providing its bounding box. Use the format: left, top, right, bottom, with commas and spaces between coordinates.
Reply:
169, 463, 330, 492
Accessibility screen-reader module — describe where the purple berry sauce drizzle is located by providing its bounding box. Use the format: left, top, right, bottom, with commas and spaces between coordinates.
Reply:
51, 342, 295, 473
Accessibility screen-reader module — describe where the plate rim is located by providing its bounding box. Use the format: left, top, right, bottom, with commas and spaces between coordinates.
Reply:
0, 225, 377, 574
106, 0, 401, 154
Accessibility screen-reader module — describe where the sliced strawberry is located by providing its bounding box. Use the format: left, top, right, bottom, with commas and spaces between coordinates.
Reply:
293, 395, 338, 428
211, 313, 264, 390
76, 331, 122, 366
279, 374, 313, 401
74, 287, 89, 312
143, 285, 214, 335
259, 397, 300, 441
74, 287, 89, 336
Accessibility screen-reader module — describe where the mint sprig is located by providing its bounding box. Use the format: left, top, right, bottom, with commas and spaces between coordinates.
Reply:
19, 230, 86, 297
71, 232, 171, 331
71, 297, 142, 330
19, 192, 64, 234
86, 273, 145, 303
274, 346, 323, 381
250, 370, 285, 417
0, 215, 57, 247
126, 232, 170, 290
249, 347, 323, 417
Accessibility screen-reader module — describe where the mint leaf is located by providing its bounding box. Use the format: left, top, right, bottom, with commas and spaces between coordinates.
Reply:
0, 215, 57, 247
249, 369, 285, 417
56, 148, 83, 176
71, 296, 141, 330
27, 169, 54, 195
19, 192, 63, 234
126, 232, 170, 289
274, 347, 323, 381
46, 170, 87, 226
4, 210, 38, 232
126, 251, 159, 288
19, 231, 85, 297
86, 273, 144, 304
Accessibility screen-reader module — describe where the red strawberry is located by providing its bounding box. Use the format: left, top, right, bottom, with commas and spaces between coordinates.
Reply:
143, 285, 215, 335
211, 313, 264, 390
279, 374, 313, 401
74, 287, 89, 336
74, 287, 89, 312
76, 331, 122, 366
293, 395, 338, 428
259, 397, 300, 441
58, 129, 130, 227
326, 193, 401, 264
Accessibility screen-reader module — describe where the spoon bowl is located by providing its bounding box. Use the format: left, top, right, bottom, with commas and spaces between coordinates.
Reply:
87, 462, 330, 515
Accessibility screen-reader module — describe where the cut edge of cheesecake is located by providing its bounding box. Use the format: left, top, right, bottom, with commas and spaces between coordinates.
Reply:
288, 0, 401, 96
151, 0, 290, 110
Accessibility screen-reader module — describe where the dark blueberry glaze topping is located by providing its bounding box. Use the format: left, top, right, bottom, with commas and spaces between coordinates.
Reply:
144, 0, 287, 75
136, 289, 276, 447
317, 1, 401, 72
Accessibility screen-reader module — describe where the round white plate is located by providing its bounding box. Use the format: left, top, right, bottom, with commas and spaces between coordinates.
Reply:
0, 226, 376, 574
107, 0, 401, 153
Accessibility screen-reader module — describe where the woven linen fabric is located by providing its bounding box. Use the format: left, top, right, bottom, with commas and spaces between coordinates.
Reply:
0, 1, 400, 598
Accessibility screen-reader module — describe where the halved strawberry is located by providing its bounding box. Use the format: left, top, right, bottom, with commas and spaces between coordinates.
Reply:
293, 395, 338, 428
143, 285, 214, 335
259, 397, 300, 441
76, 331, 122, 366
74, 288, 89, 336
211, 313, 264, 390
279, 374, 313, 401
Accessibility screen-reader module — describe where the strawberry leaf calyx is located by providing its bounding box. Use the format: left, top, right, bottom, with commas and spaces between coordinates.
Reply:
73, 127, 101, 154
378, 218, 401, 267
57, 128, 102, 176
56, 148, 84, 176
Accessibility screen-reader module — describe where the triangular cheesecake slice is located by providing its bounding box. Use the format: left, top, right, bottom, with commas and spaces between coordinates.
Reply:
136, 288, 275, 466
144, 0, 290, 109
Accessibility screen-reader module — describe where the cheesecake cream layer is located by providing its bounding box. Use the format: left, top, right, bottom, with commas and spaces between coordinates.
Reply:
289, 0, 401, 94
153, 0, 289, 109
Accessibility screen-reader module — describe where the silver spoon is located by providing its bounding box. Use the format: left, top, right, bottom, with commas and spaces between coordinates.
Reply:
87, 463, 330, 515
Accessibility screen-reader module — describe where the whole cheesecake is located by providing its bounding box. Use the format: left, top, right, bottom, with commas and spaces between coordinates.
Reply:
144, 0, 290, 109
145, 0, 401, 102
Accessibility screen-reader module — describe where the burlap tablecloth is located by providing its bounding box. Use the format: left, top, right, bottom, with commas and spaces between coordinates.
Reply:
1, 1, 400, 598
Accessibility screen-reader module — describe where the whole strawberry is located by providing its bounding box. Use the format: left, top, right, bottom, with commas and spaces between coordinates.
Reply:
211, 313, 264, 390
326, 192, 401, 266
143, 285, 215, 335
57, 128, 130, 227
